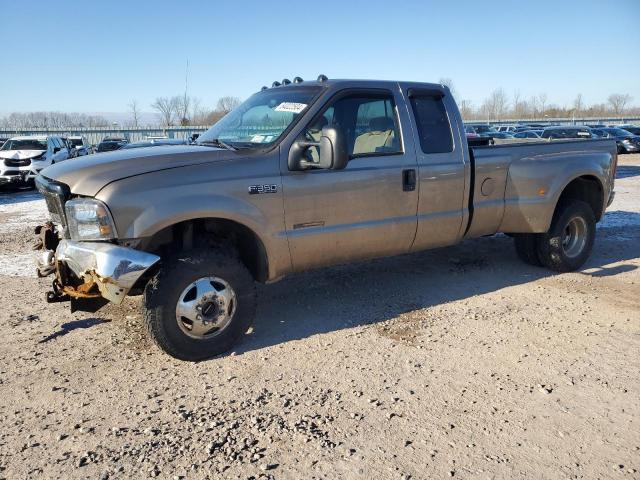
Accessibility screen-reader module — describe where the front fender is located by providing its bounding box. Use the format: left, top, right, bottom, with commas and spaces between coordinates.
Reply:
94, 157, 292, 281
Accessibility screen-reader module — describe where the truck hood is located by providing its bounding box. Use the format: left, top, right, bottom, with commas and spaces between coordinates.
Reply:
0, 149, 46, 160
41, 145, 232, 196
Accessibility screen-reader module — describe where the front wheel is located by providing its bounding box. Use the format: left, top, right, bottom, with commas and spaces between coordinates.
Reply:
536, 200, 596, 272
144, 249, 256, 361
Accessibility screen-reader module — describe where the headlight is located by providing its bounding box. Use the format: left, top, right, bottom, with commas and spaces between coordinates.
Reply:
65, 198, 117, 240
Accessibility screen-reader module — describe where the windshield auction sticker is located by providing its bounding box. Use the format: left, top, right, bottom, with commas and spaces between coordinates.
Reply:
274, 102, 307, 114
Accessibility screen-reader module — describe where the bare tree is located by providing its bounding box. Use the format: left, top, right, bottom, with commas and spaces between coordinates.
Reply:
572, 94, 583, 117
128, 99, 140, 128
151, 96, 179, 126
608, 93, 632, 115
483, 88, 509, 121
538, 93, 548, 117
438, 77, 457, 99
529, 96, 540, 118
216, 96, 241, 114
512, 90, 523, 118
176, 95, 192, 126
458, 99, 473, 119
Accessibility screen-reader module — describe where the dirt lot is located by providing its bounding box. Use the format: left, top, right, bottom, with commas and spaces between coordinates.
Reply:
0, 155, 638, 480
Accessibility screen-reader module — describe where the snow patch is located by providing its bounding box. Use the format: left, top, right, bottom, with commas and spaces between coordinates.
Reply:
0, 253, 36, 277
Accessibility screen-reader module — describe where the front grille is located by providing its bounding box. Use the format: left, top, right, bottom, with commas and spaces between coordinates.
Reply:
4, 158, 31, 167
35, 176, 70, 230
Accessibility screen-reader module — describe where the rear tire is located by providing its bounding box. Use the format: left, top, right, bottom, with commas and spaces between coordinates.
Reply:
536, 200, 596, 272
144, 249, 256, 361
513, 233, 542, 266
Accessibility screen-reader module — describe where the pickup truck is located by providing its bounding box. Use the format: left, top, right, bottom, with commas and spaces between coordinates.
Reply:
35, 76, 617, 361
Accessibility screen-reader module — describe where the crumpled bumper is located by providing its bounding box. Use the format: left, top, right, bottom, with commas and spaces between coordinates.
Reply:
54, 240, 160, 304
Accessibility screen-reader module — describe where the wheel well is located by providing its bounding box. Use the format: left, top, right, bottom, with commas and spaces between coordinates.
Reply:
141, 218, 269, 283
557, 176, 604, 221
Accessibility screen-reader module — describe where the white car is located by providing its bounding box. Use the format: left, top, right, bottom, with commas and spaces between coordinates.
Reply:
68, 135, 92, 156
496, 124, 519, 132
0, 135, 71, 186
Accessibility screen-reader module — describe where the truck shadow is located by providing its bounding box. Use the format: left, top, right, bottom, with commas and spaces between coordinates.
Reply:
39, 318, 110, 343
236, 214, 639, 356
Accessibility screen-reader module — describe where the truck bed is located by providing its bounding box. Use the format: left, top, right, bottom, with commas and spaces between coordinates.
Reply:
465, 138, 617, 237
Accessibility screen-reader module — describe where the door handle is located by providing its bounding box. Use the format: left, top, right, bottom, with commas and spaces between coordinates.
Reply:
402, 169, 416, 192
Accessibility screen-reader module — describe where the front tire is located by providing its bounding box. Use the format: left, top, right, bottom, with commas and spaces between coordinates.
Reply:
144, 249, 256, 361
536, 200, 596, 272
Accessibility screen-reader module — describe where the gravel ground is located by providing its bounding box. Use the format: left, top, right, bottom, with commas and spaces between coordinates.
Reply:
0, 155, 638, 480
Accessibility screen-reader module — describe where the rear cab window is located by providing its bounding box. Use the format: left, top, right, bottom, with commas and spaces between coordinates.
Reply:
409, 93, 453, 154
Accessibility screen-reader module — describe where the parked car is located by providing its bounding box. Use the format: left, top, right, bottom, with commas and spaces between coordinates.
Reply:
468, 124, 499, 137
36, 76, 617, 360
617, 124, 640, 136
513, 130, 542, 139
515, 123, 547, 131
121, 139, 188, 150
465, 125, 493, 146
0, 137, 9, 148
60, 137, 77, 158
0, 135, 71, 186
96, 137, 128, 152
591, 127, 640, 154
68, 136, 92, 156
540, 126, 592, 139
489, 131, 515, 139
496, 124, 519, 133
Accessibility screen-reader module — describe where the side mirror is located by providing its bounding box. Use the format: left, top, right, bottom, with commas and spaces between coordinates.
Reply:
290, 126, 348, 171
53, 147, 61, 153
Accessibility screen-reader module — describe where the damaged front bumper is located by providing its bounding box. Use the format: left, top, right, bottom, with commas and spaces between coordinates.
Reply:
45, 240, 160, 305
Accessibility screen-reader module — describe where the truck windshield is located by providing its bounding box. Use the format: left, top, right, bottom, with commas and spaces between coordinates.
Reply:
197, 87, 321, 148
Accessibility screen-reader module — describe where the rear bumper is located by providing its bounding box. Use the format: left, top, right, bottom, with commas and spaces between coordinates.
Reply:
51, 240, 160, 303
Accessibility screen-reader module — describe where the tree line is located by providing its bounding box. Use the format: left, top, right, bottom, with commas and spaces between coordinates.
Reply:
1, 85, 637, 130
0, 112, 111, 129
144, 95, 241, 128
0, 95, 242, 130
439, 78, 637, 122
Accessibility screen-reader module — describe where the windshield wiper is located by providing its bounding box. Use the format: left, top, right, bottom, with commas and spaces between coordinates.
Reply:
197, 139, 236, 151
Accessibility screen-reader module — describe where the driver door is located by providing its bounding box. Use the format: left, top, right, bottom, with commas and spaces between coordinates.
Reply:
281, 89, 419, 272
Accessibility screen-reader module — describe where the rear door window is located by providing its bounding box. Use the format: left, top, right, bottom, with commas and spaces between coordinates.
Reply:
410, 96, 453, 154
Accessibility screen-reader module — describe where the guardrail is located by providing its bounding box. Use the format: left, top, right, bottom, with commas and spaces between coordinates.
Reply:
0, 126, 212, 146
464, 116, 640, 126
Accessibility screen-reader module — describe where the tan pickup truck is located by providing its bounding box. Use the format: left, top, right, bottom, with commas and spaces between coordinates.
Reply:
35, 76, 617, 360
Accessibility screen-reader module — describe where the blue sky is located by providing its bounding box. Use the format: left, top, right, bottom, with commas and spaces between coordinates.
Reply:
1, 0, 638, 115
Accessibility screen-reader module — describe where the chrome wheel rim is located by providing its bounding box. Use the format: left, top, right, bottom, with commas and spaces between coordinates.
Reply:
175, 276, 236, 339
562, 216, 587, 258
